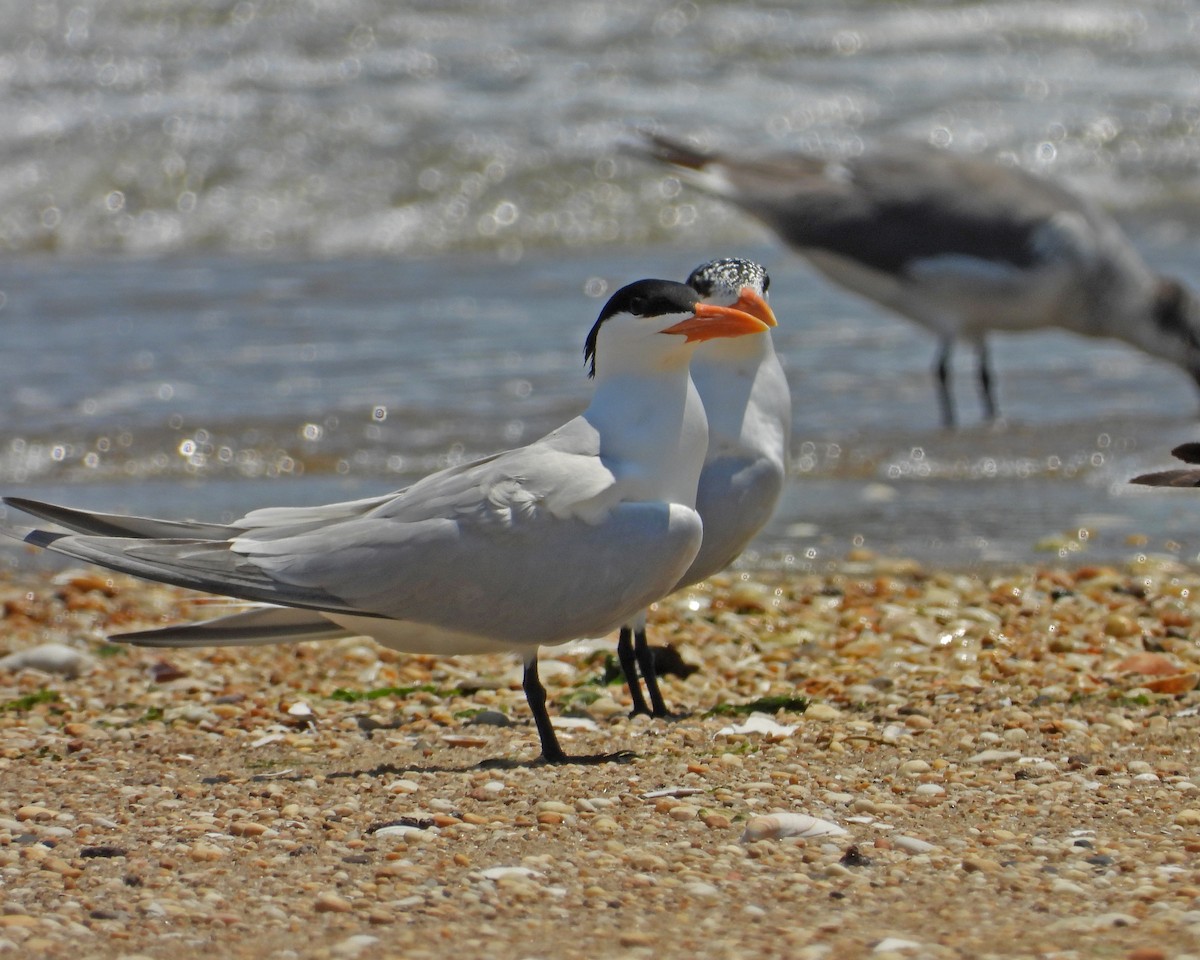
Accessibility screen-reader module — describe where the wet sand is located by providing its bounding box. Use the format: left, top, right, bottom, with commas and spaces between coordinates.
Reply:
1, 556, 1198, 960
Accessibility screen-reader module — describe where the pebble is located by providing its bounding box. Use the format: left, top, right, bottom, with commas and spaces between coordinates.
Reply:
873, 939, 924, 954
537, 800, 574, 815
15, 805, 56, 821
682, 881, 720, 898
334, 935, 381, 958
315, 892, 354, 913
228, 821, 268, 837
804, 703, 843, 722
187, 843, 225, 862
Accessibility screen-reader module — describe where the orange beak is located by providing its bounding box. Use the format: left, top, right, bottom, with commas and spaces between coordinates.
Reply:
732, 287, 778, 328
660, 301, 771, 343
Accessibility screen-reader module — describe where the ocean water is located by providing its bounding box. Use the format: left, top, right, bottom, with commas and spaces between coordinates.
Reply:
3, 0, 1200, 571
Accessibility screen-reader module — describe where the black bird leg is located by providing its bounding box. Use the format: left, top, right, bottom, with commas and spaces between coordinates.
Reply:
522, 656, 567, 763
976, 338, 997, 421
633, 626, 671, 717
617, 625, 653, 716
522, 656, 636, 766
935, 336, 956, 429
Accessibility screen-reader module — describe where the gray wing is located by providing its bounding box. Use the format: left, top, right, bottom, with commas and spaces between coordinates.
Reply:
3, 437, 586, 617
5, 416, 701, 646
3, 497, 235, 539
679, 454, 785, 588
638, 133, 1092, 276
1, 447, 514, 542
116, 605, 353, 647
18, 527, 365, 614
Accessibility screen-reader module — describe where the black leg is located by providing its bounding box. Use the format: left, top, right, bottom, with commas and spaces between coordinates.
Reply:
633, 627, 671, 718
520, 657, 636, 766
617, 625, 652, 716
522, 657, 567, 763
934, 337, 956, 429
977, 338, 997, 421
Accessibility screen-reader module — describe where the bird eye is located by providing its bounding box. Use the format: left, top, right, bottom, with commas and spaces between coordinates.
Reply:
628, 296, 648, 315
762, 274, 770, 293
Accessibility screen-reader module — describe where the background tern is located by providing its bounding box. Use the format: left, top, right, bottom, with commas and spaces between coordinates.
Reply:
3, 277, 771, 766
633, 132, 1200, 428
618, 257, 790, 717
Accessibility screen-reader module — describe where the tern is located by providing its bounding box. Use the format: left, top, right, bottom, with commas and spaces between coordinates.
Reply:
3, 278, 772, 765
634, 132, 1200, 427
618, 257, 790, 717
1131, 442, 1200, 487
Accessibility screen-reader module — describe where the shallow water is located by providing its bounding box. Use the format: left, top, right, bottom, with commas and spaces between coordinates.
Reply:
3, 0, 1200, 571
4, 241, 1200, 571
4, 0, 1200, 258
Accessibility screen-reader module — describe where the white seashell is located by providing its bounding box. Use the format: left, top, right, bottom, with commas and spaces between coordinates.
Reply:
480, 866, 541, 881
873, 938, 924, 954
741, 812, 848, 843
717, 712, 797, 738
893, 835, 938, 854
374, 825, 424, 838
534, 660, 576, 680
640, 787, 705, 800
966, 749, 1022, 764
250, 733, 285, 748
549, 716, 598, 731
287, 701, 314, 717
0, 643, 95, 678
388, 779, 420, 795
333, 935, 380, 959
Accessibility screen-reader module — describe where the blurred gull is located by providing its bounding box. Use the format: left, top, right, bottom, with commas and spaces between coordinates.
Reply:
633, 132, 1200, 427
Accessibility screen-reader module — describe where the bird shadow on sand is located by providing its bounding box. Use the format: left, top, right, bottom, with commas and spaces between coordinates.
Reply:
198, 750, 641, 786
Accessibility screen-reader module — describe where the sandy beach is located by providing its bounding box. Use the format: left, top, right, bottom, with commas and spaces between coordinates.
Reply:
1, 554, 1198, 960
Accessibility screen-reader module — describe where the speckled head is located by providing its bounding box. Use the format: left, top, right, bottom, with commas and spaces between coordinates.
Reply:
686, 258, 776, 329
686, 257, 770, 302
